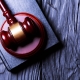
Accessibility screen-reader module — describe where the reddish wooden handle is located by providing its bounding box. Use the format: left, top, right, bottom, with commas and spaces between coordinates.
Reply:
0, 0, 17, 25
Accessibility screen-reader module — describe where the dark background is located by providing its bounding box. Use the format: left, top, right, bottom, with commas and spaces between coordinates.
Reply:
0, 0, 80, 80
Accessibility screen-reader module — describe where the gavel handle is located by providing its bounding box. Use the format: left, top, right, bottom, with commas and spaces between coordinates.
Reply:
0, 0, 17, 25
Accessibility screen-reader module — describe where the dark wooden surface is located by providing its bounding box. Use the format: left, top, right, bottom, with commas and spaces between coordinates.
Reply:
0, 0, 80, 80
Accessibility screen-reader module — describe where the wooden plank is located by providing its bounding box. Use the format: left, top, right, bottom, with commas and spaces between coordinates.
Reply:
41, 0, 80, 80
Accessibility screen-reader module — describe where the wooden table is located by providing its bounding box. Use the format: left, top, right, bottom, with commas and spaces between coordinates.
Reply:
0, 0, 80, 80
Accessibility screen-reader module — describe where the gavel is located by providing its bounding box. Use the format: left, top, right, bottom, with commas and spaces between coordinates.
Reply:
0, 0, 39, 49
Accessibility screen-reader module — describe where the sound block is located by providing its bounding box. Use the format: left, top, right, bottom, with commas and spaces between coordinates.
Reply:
0, 0, 59, 71
1, 13, 46, 58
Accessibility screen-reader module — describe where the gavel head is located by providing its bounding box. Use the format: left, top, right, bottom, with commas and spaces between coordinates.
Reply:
1, 17, 39, 49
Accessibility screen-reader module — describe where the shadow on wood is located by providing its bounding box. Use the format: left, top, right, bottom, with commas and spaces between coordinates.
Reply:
11, 41, 63, 74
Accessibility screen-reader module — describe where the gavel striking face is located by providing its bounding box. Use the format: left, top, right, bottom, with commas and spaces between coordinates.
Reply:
0, 0, 46, 58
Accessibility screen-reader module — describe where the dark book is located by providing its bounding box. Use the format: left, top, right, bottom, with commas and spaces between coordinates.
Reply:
0, 0, 59, 72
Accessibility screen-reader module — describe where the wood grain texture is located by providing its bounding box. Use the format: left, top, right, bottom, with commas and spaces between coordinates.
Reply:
40, 0, 80, 80
0, 0, 80, 80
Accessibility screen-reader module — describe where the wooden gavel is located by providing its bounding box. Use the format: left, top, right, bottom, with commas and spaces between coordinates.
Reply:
0, 0, 39, 48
